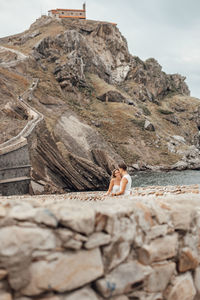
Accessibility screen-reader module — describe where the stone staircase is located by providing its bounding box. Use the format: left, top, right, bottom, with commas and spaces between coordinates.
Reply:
0, 77, 43, 196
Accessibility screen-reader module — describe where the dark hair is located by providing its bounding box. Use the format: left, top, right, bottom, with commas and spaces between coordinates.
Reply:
111, 168, 119, 178
118, 162, 127, 171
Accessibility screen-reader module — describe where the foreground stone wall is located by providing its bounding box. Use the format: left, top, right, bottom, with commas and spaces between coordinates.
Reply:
0, 188, 200, 300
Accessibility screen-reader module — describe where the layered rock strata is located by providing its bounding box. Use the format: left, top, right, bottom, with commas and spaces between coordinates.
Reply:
0, 188, 200, 299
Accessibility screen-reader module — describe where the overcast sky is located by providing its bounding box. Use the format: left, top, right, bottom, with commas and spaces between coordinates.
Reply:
0, 0, 200, 98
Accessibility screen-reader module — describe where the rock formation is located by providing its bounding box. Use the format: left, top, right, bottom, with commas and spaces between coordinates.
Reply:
0, 188, 200, 299
1, 16, 200, 193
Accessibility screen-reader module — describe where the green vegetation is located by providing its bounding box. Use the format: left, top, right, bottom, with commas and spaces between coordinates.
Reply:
130, 118, 145, 129
138, 104, 151, 116
157, 108, 174, 115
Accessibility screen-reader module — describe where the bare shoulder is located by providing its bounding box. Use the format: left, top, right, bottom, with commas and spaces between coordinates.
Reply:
122, 177, 128, 183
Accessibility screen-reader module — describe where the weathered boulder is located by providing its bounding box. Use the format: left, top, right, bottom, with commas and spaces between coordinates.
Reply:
22, 249, 103, 295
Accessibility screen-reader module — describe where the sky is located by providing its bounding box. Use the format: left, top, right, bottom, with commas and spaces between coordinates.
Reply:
0, 0, 200, 98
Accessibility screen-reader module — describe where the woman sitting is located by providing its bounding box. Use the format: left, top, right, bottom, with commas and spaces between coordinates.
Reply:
105, 168, 121, 196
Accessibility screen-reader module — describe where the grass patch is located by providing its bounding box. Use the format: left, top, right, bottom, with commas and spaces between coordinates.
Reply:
157, 108, 174, 115
138, 104, 151, 116
130, 118, 145, 129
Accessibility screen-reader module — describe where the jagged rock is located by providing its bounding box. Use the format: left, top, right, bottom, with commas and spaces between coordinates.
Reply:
171, 161, 188, 170
20, 30, 40, 44
172, 135, 185, 143
178, 247, 199, 272
95, 260, 152, 298
144, 120, 155, 131
30, 181, 45, 195
164, 114, 179, 125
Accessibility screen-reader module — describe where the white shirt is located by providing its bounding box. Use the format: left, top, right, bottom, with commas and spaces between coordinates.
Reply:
120, 174, 132, 195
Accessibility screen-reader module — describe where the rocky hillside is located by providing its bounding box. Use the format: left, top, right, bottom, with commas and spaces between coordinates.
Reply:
1, 16, 200, 192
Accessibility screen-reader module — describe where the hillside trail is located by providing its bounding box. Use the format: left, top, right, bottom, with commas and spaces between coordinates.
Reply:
0, 45, 28, 67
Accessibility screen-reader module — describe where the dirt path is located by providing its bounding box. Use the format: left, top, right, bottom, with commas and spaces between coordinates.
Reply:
0, 45, 28, 67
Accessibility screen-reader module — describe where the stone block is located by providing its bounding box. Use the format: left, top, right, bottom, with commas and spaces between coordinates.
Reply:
58, 207, 95, 235
102, 241, 130, 271
84, 232, 111, 249
171, 208, 193, 230
144, 261, 175, 292
0, 226, 56, 257
63, 238, 82, 250
95, 260, 152, 298
178, 247, 199, 272
138, 234, 178, 264
165, 273, 196, 300
63, 286, 98, 300
22, 248, 103, 295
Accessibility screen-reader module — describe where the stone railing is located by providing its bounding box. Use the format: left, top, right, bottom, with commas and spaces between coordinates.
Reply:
0, 190, 200, 299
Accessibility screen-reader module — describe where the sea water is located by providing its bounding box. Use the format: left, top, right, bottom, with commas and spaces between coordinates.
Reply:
131, 170, 200, 187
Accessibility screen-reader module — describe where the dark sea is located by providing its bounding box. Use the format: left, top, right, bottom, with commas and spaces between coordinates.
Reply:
131, 170, 200, 187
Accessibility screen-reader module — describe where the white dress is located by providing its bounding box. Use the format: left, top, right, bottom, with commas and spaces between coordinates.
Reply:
112, 185, 120, 194
120, 174, 132, 195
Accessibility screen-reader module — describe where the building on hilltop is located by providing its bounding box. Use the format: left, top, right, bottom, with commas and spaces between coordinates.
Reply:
48, 3, 86, 19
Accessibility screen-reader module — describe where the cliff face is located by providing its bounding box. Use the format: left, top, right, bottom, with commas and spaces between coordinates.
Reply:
0, 16, 200, 192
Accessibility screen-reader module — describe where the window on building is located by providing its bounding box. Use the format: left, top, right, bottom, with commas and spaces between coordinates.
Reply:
62, 12, 64, 14
71, 12, 73, 15
80, 13, 82, 15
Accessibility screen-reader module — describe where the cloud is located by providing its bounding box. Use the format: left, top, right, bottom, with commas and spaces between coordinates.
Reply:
0, 0, 200, 98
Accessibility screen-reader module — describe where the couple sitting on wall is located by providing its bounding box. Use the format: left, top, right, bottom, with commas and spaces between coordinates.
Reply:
105, 163, 132, 196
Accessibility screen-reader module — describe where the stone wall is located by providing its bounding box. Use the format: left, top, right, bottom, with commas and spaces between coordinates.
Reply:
0, 190, 200, 299
0, 78, 43, 196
